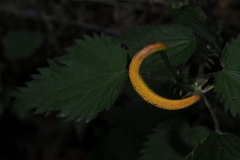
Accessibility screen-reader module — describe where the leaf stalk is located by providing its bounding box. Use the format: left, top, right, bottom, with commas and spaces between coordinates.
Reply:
201, 92, 221, 133
160, 51, 182, 84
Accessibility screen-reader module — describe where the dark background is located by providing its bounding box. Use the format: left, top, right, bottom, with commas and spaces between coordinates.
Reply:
0, 0, 240, 160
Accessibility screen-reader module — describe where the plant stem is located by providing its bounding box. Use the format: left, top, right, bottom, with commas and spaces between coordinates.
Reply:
198, 71, 222, 79
201, 93, 221, 133
141, 73, 170, 82
160, 51, 182, 83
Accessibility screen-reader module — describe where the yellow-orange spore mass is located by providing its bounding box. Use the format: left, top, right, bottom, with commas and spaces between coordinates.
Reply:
129, 42, 200, 110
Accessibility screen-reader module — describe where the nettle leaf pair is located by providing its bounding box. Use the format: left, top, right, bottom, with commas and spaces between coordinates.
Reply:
13, 27, 240, 122
13, 24, 198, 122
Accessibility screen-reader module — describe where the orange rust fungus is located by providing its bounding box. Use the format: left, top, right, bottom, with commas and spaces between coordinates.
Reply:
129, 42, 200, 110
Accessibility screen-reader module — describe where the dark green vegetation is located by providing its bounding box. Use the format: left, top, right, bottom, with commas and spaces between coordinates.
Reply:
1, 0, 240, 160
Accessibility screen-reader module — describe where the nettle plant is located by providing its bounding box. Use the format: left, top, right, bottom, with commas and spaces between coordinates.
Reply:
13, 2, 240, 160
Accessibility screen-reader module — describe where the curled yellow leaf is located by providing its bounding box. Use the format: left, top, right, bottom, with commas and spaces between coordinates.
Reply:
129, 42, 200, 110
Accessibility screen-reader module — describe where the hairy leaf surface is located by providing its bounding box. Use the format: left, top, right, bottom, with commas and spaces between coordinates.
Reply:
117, 25, 197, 77
215, 35, 240, 116
170, 4, 219, 51
185, 132, 240, 160
139, 120, 209, 160
13, 34, 127, 122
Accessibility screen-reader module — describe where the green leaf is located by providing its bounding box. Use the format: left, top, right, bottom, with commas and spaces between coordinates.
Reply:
185, 132, 240, 160
117, 25, 197, 77
13, 34, 127, 122
2, 31, 43, 59
139, 120, 209, 160
170, 4, 219, 51
214, 35, 240, 117
90, 127, 143, 160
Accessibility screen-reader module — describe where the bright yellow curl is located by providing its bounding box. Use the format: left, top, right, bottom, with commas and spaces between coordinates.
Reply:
129, 42, 200, 110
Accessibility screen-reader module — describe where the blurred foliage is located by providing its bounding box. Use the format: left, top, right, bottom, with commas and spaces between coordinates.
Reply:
2, 31, 43, 59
